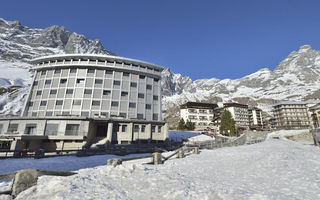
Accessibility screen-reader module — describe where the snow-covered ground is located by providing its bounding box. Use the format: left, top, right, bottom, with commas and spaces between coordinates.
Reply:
1, 130, 320, 200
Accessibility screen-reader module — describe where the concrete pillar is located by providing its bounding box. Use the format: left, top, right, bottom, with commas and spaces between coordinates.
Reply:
152, 152, 163, 165
193, 147, 200, 154
107, 158, 122, 167
11, 169, 38, 198
128, 123, 133, 143
146, 124, 152, 143
106, 123, 113, 143
176, 149, 185, 158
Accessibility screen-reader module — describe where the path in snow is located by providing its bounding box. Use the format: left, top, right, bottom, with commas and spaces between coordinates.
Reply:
5, 136, 320, 200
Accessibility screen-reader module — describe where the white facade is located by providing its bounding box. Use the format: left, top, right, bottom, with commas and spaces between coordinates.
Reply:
224, 103, 249, 129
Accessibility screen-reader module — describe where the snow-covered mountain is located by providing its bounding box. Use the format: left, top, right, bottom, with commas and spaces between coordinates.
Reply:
1, 17, 320, 126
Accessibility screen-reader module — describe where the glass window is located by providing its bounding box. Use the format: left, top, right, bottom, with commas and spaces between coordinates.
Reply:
54, 69, 61, 74
129, 102, 136, 108
46, 111, 53, 116
158, 126, 162, 133
65, 124, 80, 136
45, 124, 59, 136
146, 84, 152, 90
137, 114, 144, 119
139, 75, 145, 79
123, 72, 129, 76
36, 91, 42, 96
40, 101, 47, 106
103, 90, 111, 95
119, 113, 126, 118
24, 124, 37, 135
95, 79, 103, 84
111, 101, 119, 107
141, 125, 145, 132
130, 82, 137, 88
29, 101, 34, 107
153, 114, 158, 120
77, 78, 85, 84
81, 112, 89, 117
8, 124, 19, 132
70, 68, 77, 73
105, 70, 113, 75
134, 125, 139, 132
45, 80, 51, 85
121, 92, 128, 96
113, 80, 120, 85
73, 100, 81, 105
66, 89, 73, 94
153, 95, 158, 100
56, 100, 63, 105
60, 79, 67, 84
34, 81, 38, 86
41, 71, 46, 75
87, 69, 95, 74
50, 90, 57, 95
122, 125, 127, 132
92, 101, 100, 106
146, 104, 151, 109
84, 89, 92, 94
138, 93, 144, 99
151, 125, 156, 133
32, 112, 37, 117
154, 78, 159, 82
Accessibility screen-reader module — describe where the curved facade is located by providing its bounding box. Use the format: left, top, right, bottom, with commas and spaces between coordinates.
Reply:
23, 54, 163, 121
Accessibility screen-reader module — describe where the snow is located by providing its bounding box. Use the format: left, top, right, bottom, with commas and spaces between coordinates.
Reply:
1, 130, 319, 200
187, 134, 215, 142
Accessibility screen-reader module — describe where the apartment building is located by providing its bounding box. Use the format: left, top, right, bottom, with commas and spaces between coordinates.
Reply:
248, 107, 264, 130
180, 102, 218, 130
224, 103, 249, 129
272, 101, 310, 129
0, 54, 168, 152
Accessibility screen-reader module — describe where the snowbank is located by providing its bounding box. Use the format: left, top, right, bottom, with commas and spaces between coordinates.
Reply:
267, 129, 309, 139
1, 134, 319, 200
187, 134, 215, 142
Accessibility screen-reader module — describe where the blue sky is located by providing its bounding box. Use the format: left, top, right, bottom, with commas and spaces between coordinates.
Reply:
1, 0, 320, 80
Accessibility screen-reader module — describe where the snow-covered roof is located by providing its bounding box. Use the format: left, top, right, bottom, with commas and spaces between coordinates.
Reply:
272, 100, 320, 107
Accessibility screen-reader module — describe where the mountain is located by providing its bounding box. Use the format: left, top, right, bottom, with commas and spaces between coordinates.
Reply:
1, 18, 320, 127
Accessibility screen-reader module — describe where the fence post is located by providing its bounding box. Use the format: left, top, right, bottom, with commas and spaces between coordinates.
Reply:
152, 152, 163, 165
176, 149, 185, 158
193, 147, 200, 154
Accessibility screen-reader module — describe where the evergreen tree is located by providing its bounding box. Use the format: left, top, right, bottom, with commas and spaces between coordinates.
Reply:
219, 110, 236, 136
177, 118, 186, 130
185, 119, 195, 130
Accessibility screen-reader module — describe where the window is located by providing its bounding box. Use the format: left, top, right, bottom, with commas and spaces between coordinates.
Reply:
141, 125, 145, 132
129, 102, 136, 108
8, 124, 18, 133
70, 68, 77, 73
113, 80, 120, 85
34, 81, 38, 86
95, 79, 103, 84
123, 72, 129, 77
139, 75, 145, 79
32, 112, 37, 117
153, 114, 158, 120
121, 125, 127, 132
41, 71, 46, 75
130, 82, 137, 88
158, 126, 162, 133
111, 101, 119, 107
151, 125, 156, 133
105, 70, 113, 75
45, 80, 51, 85
66, 89, 73, 94
45, 124, 59, 136
73, 100, 81, 105
146, 84, 152, 90
28, 101, 34, 107
146, 104, 151, 109
134, 125, 139, 132
81, 112, 89, 117
153, 95, 158, 100
138, 93, 144, 99
45, 112, 53, 116
154, 78, 159, 82
60, 79, 67, 84
36, 91, 42, 96
121, 92, 128, 96
65, 124, 80, 136
87, 69, 95, 74
103, 90, 111, 95
54, 69, 61, 74
77, 79, 85, 84
92, 101, 100, 106
24, 124, 37, 135
84, 89, 92, 94
119, 113, 126, 118
50, 90, 57, 95
40, 101, 47, 106
137, 114, 144, 119
56, 100, 63, 105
